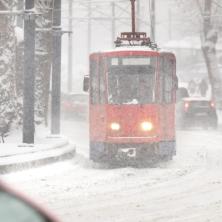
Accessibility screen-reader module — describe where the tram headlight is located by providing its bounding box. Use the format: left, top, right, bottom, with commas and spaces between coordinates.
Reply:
110, 122, 120, 131
141, 121, 153, 131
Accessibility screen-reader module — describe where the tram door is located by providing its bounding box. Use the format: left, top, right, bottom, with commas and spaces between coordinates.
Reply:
159, 55, 176, 140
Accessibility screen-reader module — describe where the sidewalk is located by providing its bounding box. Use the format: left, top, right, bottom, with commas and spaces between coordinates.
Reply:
0, 127, 76, 174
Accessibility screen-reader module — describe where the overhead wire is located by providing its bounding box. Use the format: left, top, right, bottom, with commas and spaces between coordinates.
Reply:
61, 3, 130, 38
35, 0, 146, 32
77, 1, 131, 27
35, 0, 150, 36
63, 0, 129, 5
115, 3, 150, 26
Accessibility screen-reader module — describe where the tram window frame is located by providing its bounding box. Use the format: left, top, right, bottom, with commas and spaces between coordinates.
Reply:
90, 58, 99, 104
160, 56, 174, 104
98, 58, 106, 104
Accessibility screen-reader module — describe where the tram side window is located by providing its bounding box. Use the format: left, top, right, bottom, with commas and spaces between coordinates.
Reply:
159, 57, 165, 103
160, 57, 173, 103
90, 60, 99, 104
165, 58, 173, 103
99, 60, 106, 104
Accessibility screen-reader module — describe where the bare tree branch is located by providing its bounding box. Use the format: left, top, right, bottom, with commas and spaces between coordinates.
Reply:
195, 0, 204, 17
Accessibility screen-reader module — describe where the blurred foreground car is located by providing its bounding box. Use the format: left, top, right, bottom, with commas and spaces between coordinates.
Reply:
61, 93, 89, 119
177, 97, 218, 129
0, 181, 59, 222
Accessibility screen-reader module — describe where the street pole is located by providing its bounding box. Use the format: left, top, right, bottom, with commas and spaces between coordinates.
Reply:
87, 0, 92, 59
23, 0, 36, 144
68, 0, 73, 93
51, 0, 62, 135
150, 0, 155, 42
17, 0, 23, 28
111, 2, 116, 48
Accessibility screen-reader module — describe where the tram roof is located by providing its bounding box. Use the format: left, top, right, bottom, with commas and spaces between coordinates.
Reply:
90, 46, 175, 57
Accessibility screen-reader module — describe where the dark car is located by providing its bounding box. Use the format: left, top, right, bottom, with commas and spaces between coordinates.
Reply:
61, 93, 89, 119
176, 87, 189, 101
176, 97, 218, 129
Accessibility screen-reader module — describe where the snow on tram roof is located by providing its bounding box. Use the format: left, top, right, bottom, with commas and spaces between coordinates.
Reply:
92, 46, 174, 54
109, 46, 157, 52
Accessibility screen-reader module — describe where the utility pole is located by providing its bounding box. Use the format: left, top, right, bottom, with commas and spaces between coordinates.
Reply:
68, 0, 73, 93
150, 0, 155, 42
87, 0, 92, 59
51, 0, 62, 134
23, 0, 36, 143
17, 0, 23, 28
111, 2, 116, 47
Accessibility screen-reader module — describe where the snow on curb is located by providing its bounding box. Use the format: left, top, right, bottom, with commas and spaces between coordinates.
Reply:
0, 137, 76, 174
0, 140, 69, 157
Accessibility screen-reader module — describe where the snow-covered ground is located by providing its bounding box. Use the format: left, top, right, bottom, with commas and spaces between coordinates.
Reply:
0, 124, 71, 168
1, 118, 222, 222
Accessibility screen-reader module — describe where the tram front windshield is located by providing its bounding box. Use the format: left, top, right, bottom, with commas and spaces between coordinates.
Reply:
107, 57, 156, 104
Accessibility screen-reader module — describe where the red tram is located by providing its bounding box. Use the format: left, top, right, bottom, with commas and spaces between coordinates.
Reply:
83, 0, 177, 163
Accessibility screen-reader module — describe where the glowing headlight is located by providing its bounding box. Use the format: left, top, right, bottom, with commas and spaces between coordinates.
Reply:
141, 121, 153, 131
110, 122, 120, 131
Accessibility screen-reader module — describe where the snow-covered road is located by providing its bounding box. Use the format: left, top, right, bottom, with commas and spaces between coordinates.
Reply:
2, 119, 222, 222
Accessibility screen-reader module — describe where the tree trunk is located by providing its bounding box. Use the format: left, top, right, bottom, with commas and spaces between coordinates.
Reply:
202, 0, 222, 105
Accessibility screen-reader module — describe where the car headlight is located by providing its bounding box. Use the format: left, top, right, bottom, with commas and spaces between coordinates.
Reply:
141, 121, 153, 131
110, 122, 120, 131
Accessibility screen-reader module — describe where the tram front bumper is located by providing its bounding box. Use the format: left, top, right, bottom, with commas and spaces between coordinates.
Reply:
90, 140, 176, 163
113, 143, 158, 160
